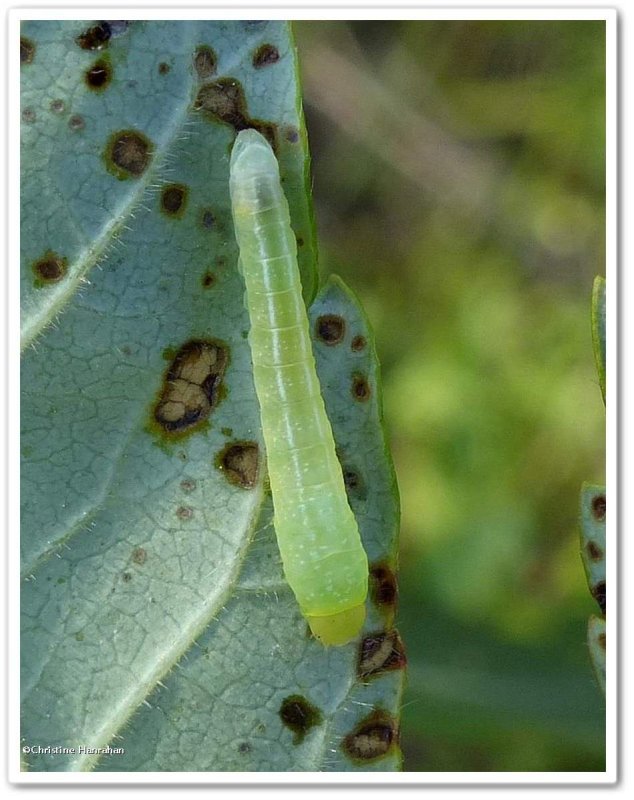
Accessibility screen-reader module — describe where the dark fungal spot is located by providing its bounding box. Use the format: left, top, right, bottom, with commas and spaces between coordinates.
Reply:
176, 506, 193, 521
50, 99, 65, 114
202, 271, 216, 288
21, 37, 35, 64
599, 632, 606, 650
221, 427, 233, 437
586, 541, 603, 561
238, 741, 251, 754
76, 22, 112, 51
132, 547, 147, 565
252, 43, 280, 69
69, 114, 85, 131
153, 340, 229, 435
158, 61, 170, 75
592, 493, 606, 522
216, 442, 259, 489
200, 208, 216, 229
21, 108, 36, 124
193, 45, 217, 79
343, 710, 399, 762
33, 251, 67, 284
180, 478, 196, 493
85, 57, 112, 90
193, 77, 276, 148
351, 372, 371, 402
279, 695, 322, 744
105, 129, 153, 179
343, 467, 367, 500
358, 630, 407, 679
351, 335, 367, 352
316, 314, 345, 346
370, 564, 398, 609
160, 184, 188, 217
285, 126, 299, 143
122, 571, 133, 583
296, 236, 304, 247
193, 78, 247, 126
592, 581, 606, 615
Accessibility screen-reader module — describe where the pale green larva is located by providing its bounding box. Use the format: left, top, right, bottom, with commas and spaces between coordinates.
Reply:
229, 129, 368, 646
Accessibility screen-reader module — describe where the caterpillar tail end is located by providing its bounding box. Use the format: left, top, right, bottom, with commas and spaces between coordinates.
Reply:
307, 604, 366, 647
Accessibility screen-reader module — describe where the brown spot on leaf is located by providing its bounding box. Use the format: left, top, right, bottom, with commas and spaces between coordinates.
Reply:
176, 506, 193, 520
200, 208, 216, 229
21, 37, 35, 64
202, 271, 216, 288
193, 77, 275, 147
592, 493, 606, 522
153, 340, 229, 435
343, 467, 366, 501
193, 78, 247, 126
33, 251, 67, 284
193, 45, 217, 79
105, 129, 153, 179
586, 541, 603, 561
316, 314, 345, 345
216, 442, 259, 489
351, 335, 367, 352
351, 373, 371, 402
598, 632, 606, 650
69, 114, 85, 131
132, 547, 147, 565
370, 564, 398, 609
122, 571, 133, 583
180, 478, 197, 493
160, 184, 188, 217
238, 741, 251, 754
358, 630, 407, 678
50, 99, 65, 114
158, 61, 170, 75
343, 710, 399, 761
252, 43, 280, 69
285, 126, 299, 143
85, 57, 112, 90
279, 695, 322, 744
76, 22, 112, 51
592, 581, 606, 615
21, 108, 36, 124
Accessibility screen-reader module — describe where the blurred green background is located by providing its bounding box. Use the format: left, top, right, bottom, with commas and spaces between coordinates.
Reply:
294, 20, 606, 772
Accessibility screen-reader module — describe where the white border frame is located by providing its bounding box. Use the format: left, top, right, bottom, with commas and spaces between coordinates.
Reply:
6, 3, 618, 786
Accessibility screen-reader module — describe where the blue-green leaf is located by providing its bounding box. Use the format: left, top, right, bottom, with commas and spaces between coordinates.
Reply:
587, 615, 606, 694
579, 482, 606, 615
20, 20, 402, 772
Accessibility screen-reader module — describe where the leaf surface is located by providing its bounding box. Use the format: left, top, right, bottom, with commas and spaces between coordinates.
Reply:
20, 20, 403, 772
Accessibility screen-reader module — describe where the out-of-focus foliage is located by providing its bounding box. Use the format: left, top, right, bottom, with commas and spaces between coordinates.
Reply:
295, 20, 606, 771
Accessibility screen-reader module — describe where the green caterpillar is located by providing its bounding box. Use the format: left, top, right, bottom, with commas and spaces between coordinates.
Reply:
229, 129, 368, 646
